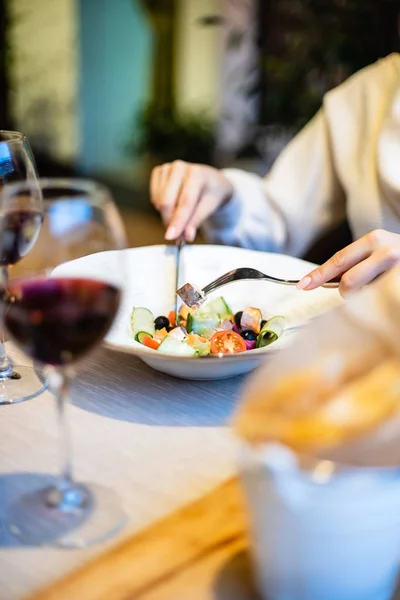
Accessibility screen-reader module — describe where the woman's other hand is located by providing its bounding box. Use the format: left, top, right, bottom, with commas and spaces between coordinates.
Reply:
297, 230, 400, 296
150, 160, 234, 242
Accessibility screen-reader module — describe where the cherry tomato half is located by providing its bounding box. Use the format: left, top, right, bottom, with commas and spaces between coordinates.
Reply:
210, 331, 247, 354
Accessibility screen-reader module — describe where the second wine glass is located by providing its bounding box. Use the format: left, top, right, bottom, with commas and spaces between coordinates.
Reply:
0, 130, 47, 403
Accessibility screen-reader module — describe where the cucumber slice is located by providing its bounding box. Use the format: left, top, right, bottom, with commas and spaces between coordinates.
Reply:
137, 331, 152, 344
131, 307, 155, 342
197, 296, 232, 320
186, 312, 193, 332
257, 331, 277, 348
157, 336, 197, 356
187, 313, 220, 336
256, 316, 285, 348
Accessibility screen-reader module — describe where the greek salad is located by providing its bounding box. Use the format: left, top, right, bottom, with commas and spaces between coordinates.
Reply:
130, 296, 285, 357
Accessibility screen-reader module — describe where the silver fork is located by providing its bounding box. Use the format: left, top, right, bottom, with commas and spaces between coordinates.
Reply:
177, 267, 339, 307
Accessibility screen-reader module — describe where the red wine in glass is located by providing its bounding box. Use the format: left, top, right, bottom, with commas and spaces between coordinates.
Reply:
0, 208, 43, 266
3, 277, 121, 365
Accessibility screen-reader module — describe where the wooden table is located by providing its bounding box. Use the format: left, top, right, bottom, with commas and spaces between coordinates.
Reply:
28, 478, 260, 600
24, 476, 400, 600
0, 342, 246, 600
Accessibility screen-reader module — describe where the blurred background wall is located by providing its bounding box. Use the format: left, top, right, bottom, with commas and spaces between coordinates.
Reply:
7, 0, 79, 163
78, 0, 152, 176
1, 0, 400, 249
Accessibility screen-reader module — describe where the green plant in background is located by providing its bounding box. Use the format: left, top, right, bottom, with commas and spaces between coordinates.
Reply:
263, 55, 323, 130
132, 104, 216, 166
261, 0, 399, 132
134, 0, 216, 166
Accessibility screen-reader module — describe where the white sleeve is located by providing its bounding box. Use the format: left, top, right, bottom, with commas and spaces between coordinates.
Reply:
202, 108, 346, 257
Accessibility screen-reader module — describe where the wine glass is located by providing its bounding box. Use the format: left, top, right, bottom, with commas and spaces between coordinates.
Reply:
2, 178, 128, 547
0, 130, 47, 403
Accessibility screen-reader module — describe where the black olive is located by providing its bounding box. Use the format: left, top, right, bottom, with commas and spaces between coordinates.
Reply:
154, 315, 170, 330
234, 311, 243, 328
166, 325, 174, 332
260, 319, 267, 329
241, 329, 257, 341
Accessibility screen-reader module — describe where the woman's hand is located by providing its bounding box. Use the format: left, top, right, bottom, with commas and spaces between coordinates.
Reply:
150, 160, 234, 242
297, 229, 400, 296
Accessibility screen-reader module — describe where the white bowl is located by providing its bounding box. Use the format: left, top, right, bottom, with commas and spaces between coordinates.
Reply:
55, 245, 342, 380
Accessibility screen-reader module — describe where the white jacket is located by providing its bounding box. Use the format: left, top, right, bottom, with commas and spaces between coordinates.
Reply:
203, 53, 400, 257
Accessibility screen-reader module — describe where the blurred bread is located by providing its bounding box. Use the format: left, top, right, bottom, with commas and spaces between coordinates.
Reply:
234, 349, 400, 454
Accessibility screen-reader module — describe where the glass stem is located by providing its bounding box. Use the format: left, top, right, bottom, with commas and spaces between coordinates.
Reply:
0, 266, 12, 376
55, 369, 74, 488
47, 368, 88, 510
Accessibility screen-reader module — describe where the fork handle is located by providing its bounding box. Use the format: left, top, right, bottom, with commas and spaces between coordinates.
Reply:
202, 274, 339, 295
247, 274, 340, 289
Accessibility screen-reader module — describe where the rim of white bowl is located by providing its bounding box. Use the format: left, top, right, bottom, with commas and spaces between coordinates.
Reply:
104, 328, 295, 361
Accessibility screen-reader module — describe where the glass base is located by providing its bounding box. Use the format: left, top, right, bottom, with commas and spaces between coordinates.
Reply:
0, 364, 47, 404
6, 482, 126, 548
